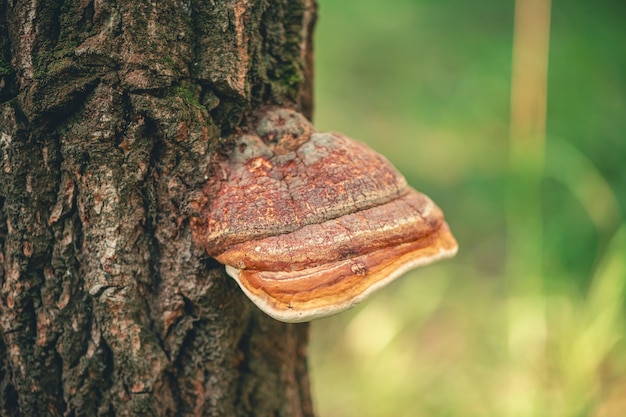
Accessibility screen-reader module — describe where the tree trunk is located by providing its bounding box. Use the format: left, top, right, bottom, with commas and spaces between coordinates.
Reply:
0, 0, 316, 415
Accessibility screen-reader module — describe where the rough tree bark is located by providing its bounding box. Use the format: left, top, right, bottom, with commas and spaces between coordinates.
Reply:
0, 0, 316, 416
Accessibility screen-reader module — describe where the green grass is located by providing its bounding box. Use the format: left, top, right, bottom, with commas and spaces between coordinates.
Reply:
309, 1, 626, 416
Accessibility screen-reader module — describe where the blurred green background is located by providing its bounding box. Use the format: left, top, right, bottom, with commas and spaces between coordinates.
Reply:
309, 0, 626, 416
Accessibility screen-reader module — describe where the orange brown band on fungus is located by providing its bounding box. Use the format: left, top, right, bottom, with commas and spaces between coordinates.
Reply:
191, 107, 458, 323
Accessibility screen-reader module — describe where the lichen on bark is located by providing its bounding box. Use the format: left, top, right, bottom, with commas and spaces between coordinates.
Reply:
0, 0, 317, 416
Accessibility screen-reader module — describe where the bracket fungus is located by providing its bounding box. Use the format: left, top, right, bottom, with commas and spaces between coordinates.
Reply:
191, 108, 458, 323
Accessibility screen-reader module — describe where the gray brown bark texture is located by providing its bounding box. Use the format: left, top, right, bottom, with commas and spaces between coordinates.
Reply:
0, 0, 317, 415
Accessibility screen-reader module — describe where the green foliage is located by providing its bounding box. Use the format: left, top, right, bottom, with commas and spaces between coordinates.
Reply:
310, 0, 626, 416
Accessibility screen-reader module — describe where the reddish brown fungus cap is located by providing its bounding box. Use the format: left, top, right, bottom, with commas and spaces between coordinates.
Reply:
191, 108, 458, 322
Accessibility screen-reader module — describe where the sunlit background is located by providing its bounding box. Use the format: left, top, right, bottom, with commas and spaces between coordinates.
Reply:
309, 0, 626, 416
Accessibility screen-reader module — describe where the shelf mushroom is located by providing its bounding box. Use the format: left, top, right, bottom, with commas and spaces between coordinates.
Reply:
191, 108, 458, 323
